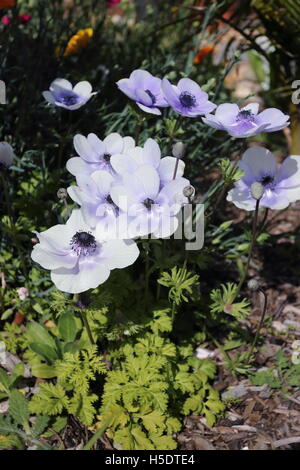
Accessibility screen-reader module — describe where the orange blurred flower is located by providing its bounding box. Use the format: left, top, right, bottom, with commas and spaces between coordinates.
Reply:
193, 44, 214, 65
64, 28, 93, 57
0, 0, 15, 9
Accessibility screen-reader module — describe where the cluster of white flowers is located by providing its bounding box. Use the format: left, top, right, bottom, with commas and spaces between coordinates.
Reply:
31, 132, 189, 293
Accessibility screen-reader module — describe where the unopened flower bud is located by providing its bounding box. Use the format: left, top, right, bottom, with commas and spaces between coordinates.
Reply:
247, 279, 260, 291
183, 185, 195, 200
250, 182, 264, 200
16, 287, 29, 301
57, 188, 68, 200
0, 142, 15, 169
172, 142, 186, 159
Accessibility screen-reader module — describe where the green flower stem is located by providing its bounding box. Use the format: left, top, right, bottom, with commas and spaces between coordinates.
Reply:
247, 288, 268, 362
144, 241, 150, 313
83, 417, 113, 450
81, 309, 95, 346
171, 301, 176, 324
78, 293, 95, 346
236, 199, 260, 298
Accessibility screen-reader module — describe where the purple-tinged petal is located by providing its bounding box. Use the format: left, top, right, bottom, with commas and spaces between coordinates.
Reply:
136, 102, 161, 115
158, 157, 185, 184
215, 103, 239, 126
256, 108, 289, 131
104, 133, 123, 154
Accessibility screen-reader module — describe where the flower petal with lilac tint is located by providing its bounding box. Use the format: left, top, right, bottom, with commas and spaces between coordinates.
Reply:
116, 69, 168, 114
240, 146, 277, 182
136, 102, 161, 115
103, 133, 124, 155
227, 146, 300, 211
203, 102, 289, 137
255, 108, 290, 132
130, 165, 160, 200
43, 78, 95, 110
162, 77, 216, 117
158, 157, 185, 185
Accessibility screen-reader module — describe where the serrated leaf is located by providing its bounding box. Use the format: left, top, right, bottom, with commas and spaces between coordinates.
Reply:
131, 426, 154, 450
150, 435, 177, 450
8, 390, 29, 428
141, 410, 165, 433
32, 415, 50, 438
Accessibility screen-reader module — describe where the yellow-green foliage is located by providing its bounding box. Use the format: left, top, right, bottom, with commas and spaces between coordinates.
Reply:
29, 347, 107, 426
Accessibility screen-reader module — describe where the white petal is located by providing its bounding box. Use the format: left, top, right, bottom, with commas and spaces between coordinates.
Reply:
87, 133, 105, 156
73, 81, 93, 97
91, 170, 114, 196
66, 157, 89, 176
158, 157, 185, 183
131, 165, 160, 199
143, 138, 161, 168
110, 154, 139, 175
110, 185, 138, 212
243, 103, 259, 115
123, 136, 136, 152
104, 133, 123, 155
42, 91, 56, 104
74, 134, 99, 162
102, 239, 139, 269
50, 78, 73, 92
31, 246, 77, 270
136, 102, 161, 115
242, 146, 277, 180
51, 261, 110, 294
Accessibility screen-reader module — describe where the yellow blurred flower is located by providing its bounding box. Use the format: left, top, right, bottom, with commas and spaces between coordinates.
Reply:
64, 28, 93, 57
0, 0, 16, 9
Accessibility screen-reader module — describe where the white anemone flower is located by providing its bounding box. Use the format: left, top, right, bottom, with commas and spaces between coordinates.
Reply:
31, 210, 139, 294
43, 78, 96, 111
110, 138, 185, 186
66, 132, 136, 178
227, 146, 300, 211
110, 164, 189, 238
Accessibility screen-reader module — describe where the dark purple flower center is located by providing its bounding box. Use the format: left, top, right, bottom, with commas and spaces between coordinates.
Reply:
60, 93, 79, 106
103, 153, 111, 162
105, 194, 119, 213
260, 175, 274, 187
70, 231, 97, 256
236, 110, 255, 122
179, 91, 196, 109
143, 198, 155, 210
145, 89, 156, 105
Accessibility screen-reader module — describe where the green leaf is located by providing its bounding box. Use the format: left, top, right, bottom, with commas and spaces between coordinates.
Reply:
29, 383, 69, 415
31, 364, 57, 379
27, 322, 57, 349
29, 342, 59, 364
141, 410, 165, 433
150, 435, 177, 450
8, 390, 29, 428
0, 368, 10, 393
0, 434, 23, 450
32, 415, 50, 438
131, 426, 154, 450
58, 312, 78, 342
